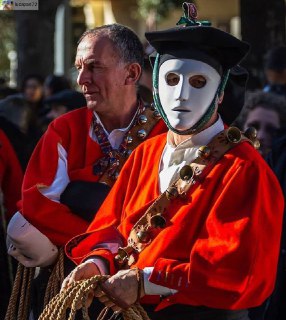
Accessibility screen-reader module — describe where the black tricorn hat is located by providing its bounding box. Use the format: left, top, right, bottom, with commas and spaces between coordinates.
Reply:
145, 26, 250, 73
145, 2, 250, 126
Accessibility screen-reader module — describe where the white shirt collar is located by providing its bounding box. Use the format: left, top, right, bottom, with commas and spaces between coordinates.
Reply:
166, 114, 224, 151
90, 109, 139, 150
159, 115, 224, 192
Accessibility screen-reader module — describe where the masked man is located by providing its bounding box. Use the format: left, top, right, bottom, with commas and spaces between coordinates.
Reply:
62, 3, 284, 320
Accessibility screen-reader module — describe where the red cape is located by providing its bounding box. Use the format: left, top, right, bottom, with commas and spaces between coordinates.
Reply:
67, 132, 284, 310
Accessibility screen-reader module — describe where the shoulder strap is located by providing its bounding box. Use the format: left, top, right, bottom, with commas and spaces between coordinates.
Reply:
99, 106, 161, 187
114, 127, 259, 268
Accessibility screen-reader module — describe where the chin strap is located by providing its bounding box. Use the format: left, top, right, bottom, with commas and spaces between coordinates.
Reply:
152, 53, 230, 135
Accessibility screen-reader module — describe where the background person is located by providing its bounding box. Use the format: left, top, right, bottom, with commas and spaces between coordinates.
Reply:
0, 95, 35, 320
40, 89, 86, 131
21, 74, 46, 142
235, 90, 286, 158
43, 74, 71, 98
263, 45, 286, 97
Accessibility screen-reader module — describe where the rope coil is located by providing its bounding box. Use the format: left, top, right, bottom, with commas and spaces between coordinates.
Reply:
44, 247, 65, 306
38, 275, 150, 320
5, 248, 65, 320
5, 263, 35, 320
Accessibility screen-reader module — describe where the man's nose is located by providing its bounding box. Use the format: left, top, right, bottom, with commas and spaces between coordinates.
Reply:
77, 68, 90, 86
174, 77, 189, 101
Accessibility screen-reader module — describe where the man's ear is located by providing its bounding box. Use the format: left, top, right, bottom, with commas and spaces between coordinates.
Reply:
125, 63, 142, 85
218, 92, 224, 104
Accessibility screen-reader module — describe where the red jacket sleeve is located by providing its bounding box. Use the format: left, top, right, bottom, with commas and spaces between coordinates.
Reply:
66, 149, 140, 270
19, 120, 88, 246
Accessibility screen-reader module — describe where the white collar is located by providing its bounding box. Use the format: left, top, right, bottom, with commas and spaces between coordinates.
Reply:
159, 115, 224, 192
93, 110, 136, 136
91, 107, 141, 150
166, 114, 224, 151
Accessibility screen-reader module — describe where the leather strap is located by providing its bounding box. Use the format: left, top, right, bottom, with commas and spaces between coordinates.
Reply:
114, 127, 257, 268
99, 106, 161, 187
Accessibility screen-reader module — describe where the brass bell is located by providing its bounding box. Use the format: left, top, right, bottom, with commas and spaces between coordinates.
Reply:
125, 135, 133, 144
166, 186, 179, 200
114, 247, 131, 265
253, 139, 260, 149
226, 127, 242, 143
137, 129, 147, 140
179, 165, 194, 181
153, 110, 161, 119
197, 145, 211, 159
150, 214, 166, 229
138, 115, 148, 125
244, 127, 257, 140
136, 230, 150, 243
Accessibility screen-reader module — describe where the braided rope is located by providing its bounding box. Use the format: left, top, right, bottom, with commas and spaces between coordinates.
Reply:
21, 267, 35, 320
17, 266, 28, 319
39, 275, 150, 320
5, 263, 23, 320
43, 248, 65, 307
5, 263, 35, 320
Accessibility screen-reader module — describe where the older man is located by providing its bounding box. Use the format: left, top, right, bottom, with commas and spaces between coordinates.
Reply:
63, 3, 284, 320
6, 24, 166, 318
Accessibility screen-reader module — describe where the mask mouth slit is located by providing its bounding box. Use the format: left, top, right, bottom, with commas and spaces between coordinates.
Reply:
172, 108, 191, 112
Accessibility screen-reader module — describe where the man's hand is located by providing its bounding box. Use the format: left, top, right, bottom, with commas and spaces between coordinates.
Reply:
95, 268, 145, 312
61, 260, 101, 291
61, 260, 101, 309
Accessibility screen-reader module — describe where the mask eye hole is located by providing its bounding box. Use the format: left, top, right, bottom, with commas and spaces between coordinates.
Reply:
189, 75, 206, 88
166, 72, 180, 86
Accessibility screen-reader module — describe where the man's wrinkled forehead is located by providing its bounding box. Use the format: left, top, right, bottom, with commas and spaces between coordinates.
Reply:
75, 35, 118, 63
76, 35, 97, 57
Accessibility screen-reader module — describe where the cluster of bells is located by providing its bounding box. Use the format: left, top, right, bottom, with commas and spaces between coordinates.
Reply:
115, 206, 170, 265
111, 109, 161, 180
95, 107, 161, 181
124, 108, 161, 145
179, 126, 260, 181
115, 126, 260, 264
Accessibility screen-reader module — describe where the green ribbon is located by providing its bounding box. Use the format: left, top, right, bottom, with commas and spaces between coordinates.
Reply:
176, 16, 211, 27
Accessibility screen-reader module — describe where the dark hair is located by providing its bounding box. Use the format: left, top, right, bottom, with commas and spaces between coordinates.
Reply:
264, 45, 286, 71
44, 75, 71, 95
236, 90, 286, 128
0, 94, 32, 132
78, 24, 144, 69
21, 74, 44, 92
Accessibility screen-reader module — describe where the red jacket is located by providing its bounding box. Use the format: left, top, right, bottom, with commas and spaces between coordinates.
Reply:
67, 132, 284, 310
19, 107, 166, 246
0, 129, 23, 219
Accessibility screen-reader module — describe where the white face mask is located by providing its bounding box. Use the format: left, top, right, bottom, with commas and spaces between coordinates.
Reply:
158, 58, 221, 131
7, 212, 58, 267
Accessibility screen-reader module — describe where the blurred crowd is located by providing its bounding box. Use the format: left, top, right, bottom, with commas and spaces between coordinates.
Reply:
0, 41, 286, 320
